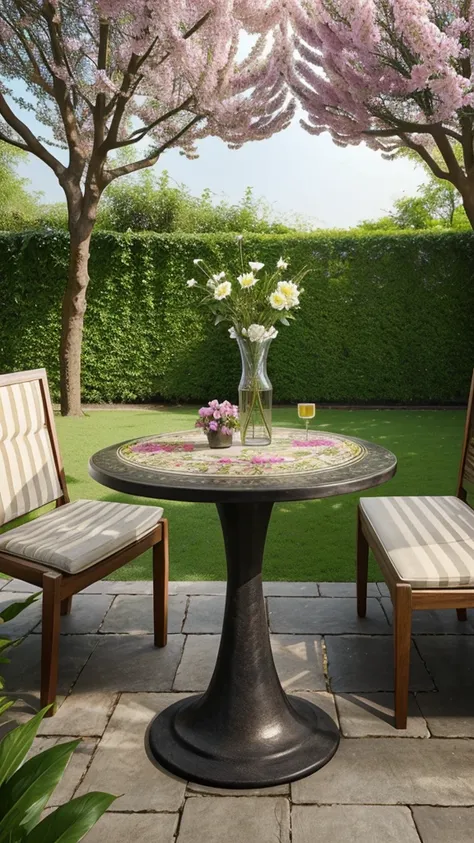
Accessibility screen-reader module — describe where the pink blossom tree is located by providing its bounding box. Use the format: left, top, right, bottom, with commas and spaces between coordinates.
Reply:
0, 1, 294, 415
272, 0, 474, 228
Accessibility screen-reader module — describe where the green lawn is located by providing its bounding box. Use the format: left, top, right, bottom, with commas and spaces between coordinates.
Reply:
46, 406, 464, 582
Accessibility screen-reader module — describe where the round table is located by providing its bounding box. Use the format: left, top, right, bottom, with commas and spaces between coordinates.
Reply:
89, 427, 396, 788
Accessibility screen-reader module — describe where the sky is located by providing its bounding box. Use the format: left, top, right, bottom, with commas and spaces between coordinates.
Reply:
10, 83, 425, 230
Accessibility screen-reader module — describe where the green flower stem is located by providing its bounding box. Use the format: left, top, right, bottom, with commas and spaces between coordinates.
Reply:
240, 342, 272, 444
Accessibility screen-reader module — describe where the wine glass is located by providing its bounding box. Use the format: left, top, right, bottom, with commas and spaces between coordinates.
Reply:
297, 403, 316, 441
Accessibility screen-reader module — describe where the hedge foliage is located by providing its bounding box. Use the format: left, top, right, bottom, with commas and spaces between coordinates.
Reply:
0, 229, 473, 404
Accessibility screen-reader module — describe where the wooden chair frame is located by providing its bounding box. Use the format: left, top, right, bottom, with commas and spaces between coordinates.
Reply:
357, 370, 474, 729
0, 369, 169, 714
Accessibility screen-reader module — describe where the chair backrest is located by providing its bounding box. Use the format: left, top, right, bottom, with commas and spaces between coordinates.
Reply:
458, 369, 474, 503
0, 369, 68, 527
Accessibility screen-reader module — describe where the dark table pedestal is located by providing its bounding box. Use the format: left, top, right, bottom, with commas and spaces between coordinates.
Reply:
148, 501, 339, 788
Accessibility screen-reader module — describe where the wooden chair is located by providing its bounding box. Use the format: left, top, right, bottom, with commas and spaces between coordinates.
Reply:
0, 369, 169, 715
357, 370, 474, 729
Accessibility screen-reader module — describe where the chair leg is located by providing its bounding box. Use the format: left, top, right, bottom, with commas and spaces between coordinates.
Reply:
457, 608, 468, 622
356, 509, 369, 618
153, 519, 169, 648
394, 583, 412, 730
60, 596, 73, 616
41, 571, 62, 715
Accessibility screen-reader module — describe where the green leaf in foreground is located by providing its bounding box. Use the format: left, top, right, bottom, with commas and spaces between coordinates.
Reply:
24, 792, 116, 843
0, 593, 39, 624
0, 708, 50, 788
0, 738, 80, 842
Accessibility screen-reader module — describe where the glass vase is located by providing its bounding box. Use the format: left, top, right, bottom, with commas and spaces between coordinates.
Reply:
237, 335, 273, 446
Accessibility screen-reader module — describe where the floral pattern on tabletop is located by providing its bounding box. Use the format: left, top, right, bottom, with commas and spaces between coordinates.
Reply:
119, 430, 365, 477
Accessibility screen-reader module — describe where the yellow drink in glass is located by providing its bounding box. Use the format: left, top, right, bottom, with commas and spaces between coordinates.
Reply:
297, 403, 316, 440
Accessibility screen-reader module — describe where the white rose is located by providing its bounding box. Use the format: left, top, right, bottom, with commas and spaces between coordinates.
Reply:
277, 280, 300, 308
249, 261, 264, 272
247, 324, 267, 342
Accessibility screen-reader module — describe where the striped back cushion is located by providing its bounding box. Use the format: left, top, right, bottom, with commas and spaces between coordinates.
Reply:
0, 380, 62, 526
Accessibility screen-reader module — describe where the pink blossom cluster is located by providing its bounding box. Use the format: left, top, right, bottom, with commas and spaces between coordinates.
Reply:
0, 1, 296, 161
195, 400, 239, 435
257, 0, 474, 165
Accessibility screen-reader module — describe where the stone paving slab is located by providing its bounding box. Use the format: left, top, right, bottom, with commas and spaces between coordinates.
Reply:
173, 634, 326, 692
28, 736, 98, 806
33, 594, 114, 635
1, 633, 100, 694
335, 692, 429, 737
0, 590, 42, 637
318, 582, 379, 598
292, 805, 422, 843
292, 738, 474, 805
77, 693, 188, 811
100, 594, 187, 634
177, 796, 290, 843
82, 581, 154, 594
183, 595, 225, 633
326, 635, 434, 692
38, 689, 118, 737
267, 597, 390, 634
382, 600, 474, 634
416, 690, 474, 737
411, 807, 474, 843
83, 812, 178, 843
76, 634, 184, 693
415, 636, 474, 689
263, 582, 320, 597
1, 579, 41, 592
171, 581, 227, 595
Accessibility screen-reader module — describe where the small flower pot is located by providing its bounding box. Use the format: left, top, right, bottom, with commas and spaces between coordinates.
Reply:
207, 431, 233, 449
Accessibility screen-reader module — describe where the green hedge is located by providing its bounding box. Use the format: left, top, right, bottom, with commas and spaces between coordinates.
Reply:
1, 230, 473, 403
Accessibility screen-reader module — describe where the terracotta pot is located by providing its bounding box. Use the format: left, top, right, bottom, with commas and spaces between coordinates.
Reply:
207, 430, 233, 449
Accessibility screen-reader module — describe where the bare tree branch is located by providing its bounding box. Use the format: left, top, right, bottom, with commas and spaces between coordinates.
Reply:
399, 132, 451, 180
108, 95, 195, 150
42, 1, 84, 170
105, 114, 203, 181
0, 90, 64, 175
0, 130, 29, 151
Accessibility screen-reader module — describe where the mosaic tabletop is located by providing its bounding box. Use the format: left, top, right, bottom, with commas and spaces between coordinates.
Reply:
89, 428, 397, 504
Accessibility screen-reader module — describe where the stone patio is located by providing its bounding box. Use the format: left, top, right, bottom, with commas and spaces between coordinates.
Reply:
2, 578, 474, 842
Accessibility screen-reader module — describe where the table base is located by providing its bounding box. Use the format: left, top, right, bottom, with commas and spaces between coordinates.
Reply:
148, 501, 340, 788
148, 693, 339, 788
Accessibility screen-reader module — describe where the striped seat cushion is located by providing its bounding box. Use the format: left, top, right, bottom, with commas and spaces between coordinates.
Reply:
0, 499, 163, 575
360, 496, 474, 588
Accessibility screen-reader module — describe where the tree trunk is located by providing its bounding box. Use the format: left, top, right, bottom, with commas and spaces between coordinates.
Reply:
462, 190, 474, 229
59, 227, 93, 416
